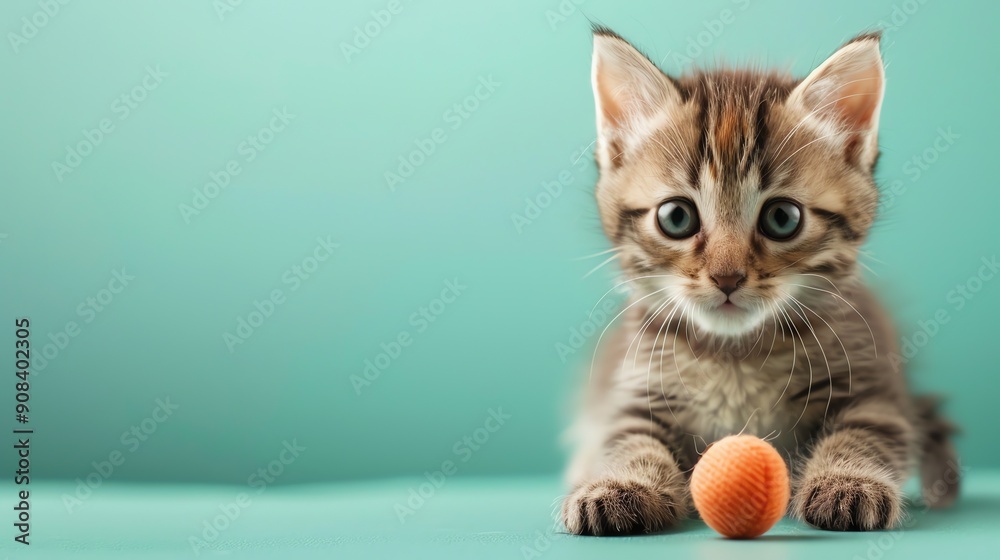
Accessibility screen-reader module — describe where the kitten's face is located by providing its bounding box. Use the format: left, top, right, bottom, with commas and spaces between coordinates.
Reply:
591, 30, 884, 337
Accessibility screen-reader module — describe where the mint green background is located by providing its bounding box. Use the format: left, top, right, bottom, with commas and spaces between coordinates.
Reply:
1, 0, 997, 486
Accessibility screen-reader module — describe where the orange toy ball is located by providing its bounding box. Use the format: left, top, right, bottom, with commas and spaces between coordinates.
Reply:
690, 434, 790, 539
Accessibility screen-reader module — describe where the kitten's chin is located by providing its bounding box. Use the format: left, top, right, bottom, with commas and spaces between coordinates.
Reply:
690, 302, 766, 338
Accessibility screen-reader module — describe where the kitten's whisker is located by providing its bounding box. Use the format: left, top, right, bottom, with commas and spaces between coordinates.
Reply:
644, 295, 680, 424
777, 301, 815, 433
793, 273, 844, 296
648, 296, 685, 426
631, 295, 676, 433
670, 303, 693, 396
625, 295, 672, 374
858, 249, 885, 264
786, 282, 877, 359
681, 302, 701, 365
760, 303, 779, 365
660, 295, 691, 397
786, 294, 838, 423
689, 433, 709, 456
571, 139, 597, 165
769, 302, 796, 411
857, 259, 880, 277
747, 300, 770, 357
583, 253, 621, 279
588, 274, 680, 318
736, 409, 759, 437
571, 246, 621, 261
773, 255, 811, 275
588, 287, 671, 385
787, 291, 854, 398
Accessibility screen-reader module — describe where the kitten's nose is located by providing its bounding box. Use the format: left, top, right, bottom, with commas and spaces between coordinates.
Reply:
711, 273, 746, 296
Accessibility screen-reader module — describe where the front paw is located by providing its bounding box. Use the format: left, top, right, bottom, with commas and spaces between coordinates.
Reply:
562, 478, 685, 536
794, 471, 902, 531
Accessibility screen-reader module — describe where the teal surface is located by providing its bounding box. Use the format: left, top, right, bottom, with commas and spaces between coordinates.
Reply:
2, 0, 999, 487
2, 473, 998, 558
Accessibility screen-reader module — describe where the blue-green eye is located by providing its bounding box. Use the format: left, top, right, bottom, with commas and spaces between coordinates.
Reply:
656, 198, 700, 239
759, 199, 802, 240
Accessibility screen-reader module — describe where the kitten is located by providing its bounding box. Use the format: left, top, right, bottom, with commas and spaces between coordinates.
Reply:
562, 27, 960, 535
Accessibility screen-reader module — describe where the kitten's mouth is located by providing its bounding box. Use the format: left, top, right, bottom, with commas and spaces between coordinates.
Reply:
715, 300, 745, 315
690, 297, 763, 336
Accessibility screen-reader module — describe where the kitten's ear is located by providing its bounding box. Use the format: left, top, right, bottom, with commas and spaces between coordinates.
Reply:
591, 27, 680, 168
788, 32, 885, 168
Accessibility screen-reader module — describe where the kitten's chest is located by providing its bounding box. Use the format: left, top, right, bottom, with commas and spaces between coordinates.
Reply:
671, 352, 800, 447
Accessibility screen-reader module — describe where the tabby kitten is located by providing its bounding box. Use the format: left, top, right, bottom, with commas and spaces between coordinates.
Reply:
562, 28, 960, 535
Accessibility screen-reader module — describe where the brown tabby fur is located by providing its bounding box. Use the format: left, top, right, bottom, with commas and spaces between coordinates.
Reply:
562, 27, 960, 535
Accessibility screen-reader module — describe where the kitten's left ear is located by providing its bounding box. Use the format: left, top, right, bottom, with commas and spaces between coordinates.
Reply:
788, 32, 885, 168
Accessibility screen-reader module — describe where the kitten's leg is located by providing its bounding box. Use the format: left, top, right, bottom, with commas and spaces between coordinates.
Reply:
562, 412, 689, 535
792, 398, 914, 531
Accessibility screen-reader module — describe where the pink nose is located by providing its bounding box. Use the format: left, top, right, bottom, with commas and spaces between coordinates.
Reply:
711, 273, 746, 296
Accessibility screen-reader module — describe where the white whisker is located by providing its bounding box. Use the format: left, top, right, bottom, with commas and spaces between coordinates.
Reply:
583, 253, 621, 279
786, 294, 838, 422
777, 301, 815, 433
572, 246, 621, 261
588, 287, 671, 384
769, 302, 796, 411
787, 282, 877, 359
588, 274, 680, 318
650, 296, 685, 425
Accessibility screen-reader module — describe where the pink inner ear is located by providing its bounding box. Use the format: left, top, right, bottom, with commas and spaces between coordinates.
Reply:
595, 67, 626, 127
822, 60, 882, 130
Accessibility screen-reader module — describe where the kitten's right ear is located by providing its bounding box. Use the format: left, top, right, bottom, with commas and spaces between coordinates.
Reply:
787, 32, 884, 169
591, 27, 680, 168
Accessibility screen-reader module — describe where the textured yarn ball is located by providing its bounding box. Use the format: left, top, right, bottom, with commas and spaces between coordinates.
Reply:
690, 434, 790, 539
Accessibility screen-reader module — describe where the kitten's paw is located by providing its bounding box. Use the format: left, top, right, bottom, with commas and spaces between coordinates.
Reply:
794, 471, 902, 531
561, 478, 685, 536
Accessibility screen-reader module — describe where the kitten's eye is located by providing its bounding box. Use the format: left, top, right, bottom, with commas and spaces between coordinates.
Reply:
759, 199, 802, 240
656, 198, 700, 239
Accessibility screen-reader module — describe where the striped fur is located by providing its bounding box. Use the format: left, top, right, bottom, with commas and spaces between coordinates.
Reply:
562, 29, 960, 535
